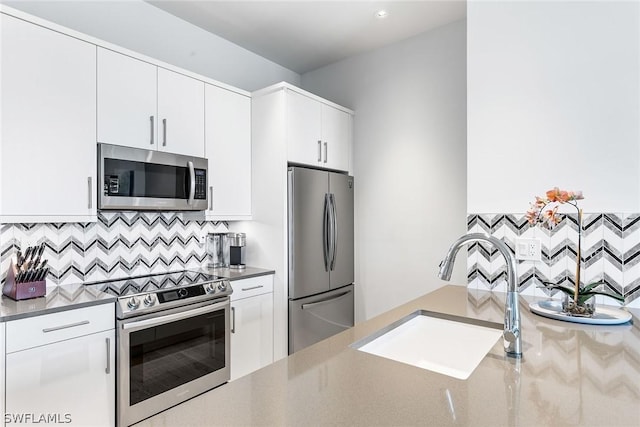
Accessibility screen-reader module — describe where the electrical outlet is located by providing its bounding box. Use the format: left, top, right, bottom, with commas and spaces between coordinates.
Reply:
515, 238, 541, 261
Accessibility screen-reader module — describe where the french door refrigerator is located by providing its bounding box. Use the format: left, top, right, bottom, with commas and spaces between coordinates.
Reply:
288, 166, 354, 354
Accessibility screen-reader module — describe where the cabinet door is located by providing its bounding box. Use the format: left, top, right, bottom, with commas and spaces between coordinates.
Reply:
231, 292, 274, 381
157, 68, 205, 157
205, 84, 251, 219
321, 105, 351, 172
0, 14, 96, 221
97, 48, 158, 150
286, 90, 322, 167
5, 329, 115, 427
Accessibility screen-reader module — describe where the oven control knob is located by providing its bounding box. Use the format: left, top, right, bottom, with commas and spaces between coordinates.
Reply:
178, 288, 188, 298
127, 297, 140, 310
217, 282, 227, 292
143, 294, 155, 307
204, 283, 215, 294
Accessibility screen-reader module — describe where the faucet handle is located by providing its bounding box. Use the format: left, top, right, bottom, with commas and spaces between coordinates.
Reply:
504, 328, 519, 343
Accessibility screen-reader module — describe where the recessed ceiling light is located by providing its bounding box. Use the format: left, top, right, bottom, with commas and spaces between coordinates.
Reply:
375, 10, 388, 19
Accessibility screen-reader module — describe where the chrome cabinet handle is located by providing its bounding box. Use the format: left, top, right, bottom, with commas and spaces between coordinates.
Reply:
162, 118, 167, 146
150, 116, 155, 145
105, 337, 111, 374
231, 306, 236, 333
42, 320, 90, 333
209, 186, 214, 211
317, 140, 322, 162
323, 142, 328, 163
87, 177, 92, 209
241, 285, 264, 291
187, 161, 195, 206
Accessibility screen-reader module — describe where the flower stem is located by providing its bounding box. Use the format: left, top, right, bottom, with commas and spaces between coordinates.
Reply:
574, 208, 582, 302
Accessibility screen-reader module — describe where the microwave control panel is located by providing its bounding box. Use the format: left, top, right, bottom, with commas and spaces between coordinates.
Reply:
194, 169, 206, 200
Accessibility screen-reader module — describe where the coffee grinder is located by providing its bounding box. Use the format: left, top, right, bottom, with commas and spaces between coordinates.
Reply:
227, 232, 246, 270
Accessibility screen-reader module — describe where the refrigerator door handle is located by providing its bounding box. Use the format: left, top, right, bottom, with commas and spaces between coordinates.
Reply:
329, 193, 338, 270
301, 289, 353, 310
323, 193, 331, 272
287, 168, 295, 279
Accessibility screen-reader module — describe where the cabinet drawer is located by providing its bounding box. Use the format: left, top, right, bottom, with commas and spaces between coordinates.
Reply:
6, 303, 115, 353
230, 275, 273, 301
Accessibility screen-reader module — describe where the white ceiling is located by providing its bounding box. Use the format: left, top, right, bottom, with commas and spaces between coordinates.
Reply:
147, 1, 467, 74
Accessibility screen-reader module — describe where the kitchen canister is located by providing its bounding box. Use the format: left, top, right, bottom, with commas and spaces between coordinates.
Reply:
227, 232, 246, 270
206, 233, 229, 268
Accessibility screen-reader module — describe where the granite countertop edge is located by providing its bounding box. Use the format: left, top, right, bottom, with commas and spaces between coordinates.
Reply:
0, 266, 275, 322
0, 296, 117, 323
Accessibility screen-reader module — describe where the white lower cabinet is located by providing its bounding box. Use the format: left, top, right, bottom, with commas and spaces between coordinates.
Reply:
0, 323, 5, 427
230, 275, 274, 381
5, 304, 115, 427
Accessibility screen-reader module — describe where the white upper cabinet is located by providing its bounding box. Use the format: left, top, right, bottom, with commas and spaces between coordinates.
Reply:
205, 84, 252, 219
157, 68, 205, 157
286, 89, 351, 172
286, 90, 323, 166
0, 13, 97, 222
97, 48, 205, 157
321, 104, 351, 172
97, 48, 157, 151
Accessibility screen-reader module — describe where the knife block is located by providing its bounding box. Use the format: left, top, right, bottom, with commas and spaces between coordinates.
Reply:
2, 261, 46, 301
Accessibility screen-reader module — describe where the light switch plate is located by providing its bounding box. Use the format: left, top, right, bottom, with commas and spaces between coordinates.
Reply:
515, 238, 541, 261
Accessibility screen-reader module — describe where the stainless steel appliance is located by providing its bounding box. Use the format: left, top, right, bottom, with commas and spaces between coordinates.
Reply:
87, 271, 232, 426
287, 166, 354, 354
98, 143, 208, 211
227, 232, 246, 270
206, 232, 229, 268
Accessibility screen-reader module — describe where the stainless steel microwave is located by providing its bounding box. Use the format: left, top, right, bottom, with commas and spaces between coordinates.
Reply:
98, 143, 208, 211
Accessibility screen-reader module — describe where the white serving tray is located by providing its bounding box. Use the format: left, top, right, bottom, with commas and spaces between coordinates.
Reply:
529, 300, 632, 325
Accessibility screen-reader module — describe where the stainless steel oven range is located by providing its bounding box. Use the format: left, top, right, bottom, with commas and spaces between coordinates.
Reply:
89, 271, 232, 427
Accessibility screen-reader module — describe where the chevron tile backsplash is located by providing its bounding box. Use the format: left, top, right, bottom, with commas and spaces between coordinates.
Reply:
0, 212, 226, 286
467, 214, 640, 307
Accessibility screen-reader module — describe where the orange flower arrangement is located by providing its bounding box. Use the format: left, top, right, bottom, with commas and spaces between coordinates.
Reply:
526, 188, 623, 315
526, 187, 583, 229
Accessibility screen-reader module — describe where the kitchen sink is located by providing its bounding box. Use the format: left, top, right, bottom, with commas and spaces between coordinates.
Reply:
351, 310, 503, 380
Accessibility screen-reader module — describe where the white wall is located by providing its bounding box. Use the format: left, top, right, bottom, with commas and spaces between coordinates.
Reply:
302, 20, 468, 322
468, 0, 640, 213
3, 0, 299, 91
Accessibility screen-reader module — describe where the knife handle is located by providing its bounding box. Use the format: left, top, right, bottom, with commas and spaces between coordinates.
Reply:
32, 243, 45, 268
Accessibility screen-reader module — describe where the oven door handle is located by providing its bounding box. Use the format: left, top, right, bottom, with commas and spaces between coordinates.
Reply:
121, 300, 228, 332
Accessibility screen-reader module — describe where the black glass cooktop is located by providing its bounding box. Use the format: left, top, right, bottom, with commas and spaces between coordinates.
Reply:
85, 270, 224, 297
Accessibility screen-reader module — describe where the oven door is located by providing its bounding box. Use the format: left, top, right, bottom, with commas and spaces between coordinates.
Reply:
118, 298, 230, 427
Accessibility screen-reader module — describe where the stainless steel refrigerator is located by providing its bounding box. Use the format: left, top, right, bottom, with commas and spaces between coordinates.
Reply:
288, 166, 354, 354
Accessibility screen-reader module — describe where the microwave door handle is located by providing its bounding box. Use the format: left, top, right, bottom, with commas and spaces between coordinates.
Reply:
187, 161, 195, 206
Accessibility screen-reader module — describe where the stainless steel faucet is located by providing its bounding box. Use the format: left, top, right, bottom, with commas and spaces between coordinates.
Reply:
438, 233, 522, 358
